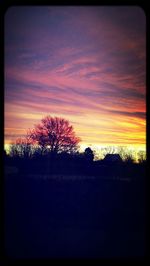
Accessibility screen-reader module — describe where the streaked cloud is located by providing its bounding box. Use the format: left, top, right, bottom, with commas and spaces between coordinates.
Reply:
5, 6, 146, 151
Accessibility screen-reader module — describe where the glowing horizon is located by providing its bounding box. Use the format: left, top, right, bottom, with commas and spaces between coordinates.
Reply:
5, 6, 146, 154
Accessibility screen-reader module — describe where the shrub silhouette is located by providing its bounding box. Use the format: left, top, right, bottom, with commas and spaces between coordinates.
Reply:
84, 147, 94, 162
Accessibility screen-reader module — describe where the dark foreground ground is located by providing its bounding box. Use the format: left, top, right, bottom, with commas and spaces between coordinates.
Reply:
4, 173, 146, 259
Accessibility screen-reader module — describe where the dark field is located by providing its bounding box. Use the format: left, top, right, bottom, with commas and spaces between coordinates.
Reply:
4, 173, 145, 259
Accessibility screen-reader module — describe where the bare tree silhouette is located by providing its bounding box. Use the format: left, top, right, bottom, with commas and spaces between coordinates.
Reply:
101, 146, 116, 158
137, 150, 146, 164
9, 136, 33, 158
28, 116, 80, 154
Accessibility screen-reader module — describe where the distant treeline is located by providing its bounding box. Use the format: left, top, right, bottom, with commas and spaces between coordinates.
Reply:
4, 115, 146, 178
4, 146, 146, 178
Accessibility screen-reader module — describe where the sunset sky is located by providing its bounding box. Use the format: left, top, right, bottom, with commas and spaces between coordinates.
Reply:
5, 6, 146, 153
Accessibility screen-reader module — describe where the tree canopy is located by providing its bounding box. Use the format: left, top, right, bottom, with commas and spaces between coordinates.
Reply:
28, 116, 80, 154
